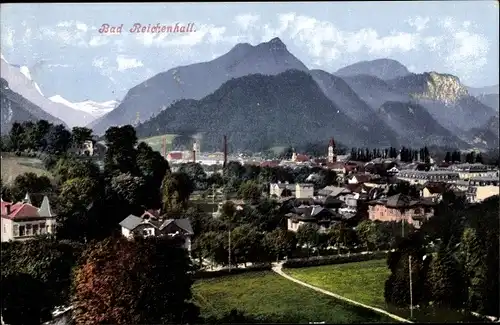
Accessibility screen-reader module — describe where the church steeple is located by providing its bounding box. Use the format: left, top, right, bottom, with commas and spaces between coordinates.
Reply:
328, 138, 337, 163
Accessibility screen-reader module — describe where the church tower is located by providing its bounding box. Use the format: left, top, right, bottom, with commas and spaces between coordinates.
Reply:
328, 138, 337, 163
291, 148, 297, 162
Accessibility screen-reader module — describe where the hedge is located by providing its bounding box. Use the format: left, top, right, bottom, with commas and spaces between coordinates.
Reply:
193, 263, 272, 279
282, 251, 388, 269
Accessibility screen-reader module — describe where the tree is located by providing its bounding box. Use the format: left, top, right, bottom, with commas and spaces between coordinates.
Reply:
104, 125, 139, 175
296, 223, 320, 256
9, 172, 53, 202
1, 238, 83, 318
136, 142, 170, 208
237, 180, 262, 203
1, 273, 53, 325
9, 122, 24, 151
46, 124, 72, 155
427, 247, 467, 309
178, 162, 207, 190
51, 156, 101, 184
230, 224, 265, 265
110, 173, 146, 208
34, 119, 51, 151
264, 229, 297, 261
444, 152, 451, 163
71, 126, 93, 147
355, 220, 382, 250
161, 172, 194, 213
72, 236, 199, 325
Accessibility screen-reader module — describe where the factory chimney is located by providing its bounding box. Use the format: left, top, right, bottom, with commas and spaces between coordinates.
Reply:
223, 135, 227, 168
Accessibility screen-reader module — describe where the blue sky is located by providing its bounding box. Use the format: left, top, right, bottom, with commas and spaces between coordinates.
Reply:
1, 2, 498, 102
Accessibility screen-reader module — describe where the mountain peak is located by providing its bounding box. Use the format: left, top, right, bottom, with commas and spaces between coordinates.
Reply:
335, 58, 410, 80
262, 37, 287, 50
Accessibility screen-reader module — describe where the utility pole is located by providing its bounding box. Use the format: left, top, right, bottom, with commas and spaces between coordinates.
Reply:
409, 255, 413, 319
228, 224, 232, 272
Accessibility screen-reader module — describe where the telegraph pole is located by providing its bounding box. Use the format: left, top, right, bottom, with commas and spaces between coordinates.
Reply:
409, 255, 413, 319
228, 223, 232, 272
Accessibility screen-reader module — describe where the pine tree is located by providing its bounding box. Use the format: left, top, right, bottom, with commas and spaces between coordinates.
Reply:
444, 152, 451, 163
427, 247, 467, 309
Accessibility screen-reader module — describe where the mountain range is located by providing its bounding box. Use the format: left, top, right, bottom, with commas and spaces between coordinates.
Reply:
2, 38, 499, 151
0, 55, 119, 131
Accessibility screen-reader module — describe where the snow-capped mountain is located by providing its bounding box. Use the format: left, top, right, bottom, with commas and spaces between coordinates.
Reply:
0, 54, 94, 127
49, 95, 119, 119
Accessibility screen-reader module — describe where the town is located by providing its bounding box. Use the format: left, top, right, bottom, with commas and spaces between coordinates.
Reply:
1, 120, 499, 324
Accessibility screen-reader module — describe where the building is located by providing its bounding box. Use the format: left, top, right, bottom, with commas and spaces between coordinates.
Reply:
328, 138, 337, 163
397, 170, 460, 185
119, 210, 194, 252
465, 177, 500, 203
1, 194, 57, 242
71, 140, 95, 156
449, 163, 498, 180
347, 174, 372, 184
421, 182, 461, 202
286, 205, 343, 233
295, 183, 314, 199
367, 194, 435, 228
270, 183, 296, 198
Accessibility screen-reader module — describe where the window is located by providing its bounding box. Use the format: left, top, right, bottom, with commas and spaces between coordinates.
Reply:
26, 224, 32, 236
33, 224, 39, 235
3, 225, 5, 233
40, 223, 46, 234
142, 228, 155, 237
19, 226, 25, 237
414, 208, 421, 214
13, 225, 19, 236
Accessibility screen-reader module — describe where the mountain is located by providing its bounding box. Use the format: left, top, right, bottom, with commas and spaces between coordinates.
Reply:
467, 114, 500, 150
386, 72, 496, 132
335, 74, 410, 110
467, 84, 499, 96
466, 85, 499, 112
309, 69, 398, 146
377, 101, 469, 148
1, 78, 66, 133
341, 72, 496, 134
49, 95, 119, 119
90, 37, 309, 135
335, 59, 411, 80
135, 70, 382, 151
0, 55, 93, 128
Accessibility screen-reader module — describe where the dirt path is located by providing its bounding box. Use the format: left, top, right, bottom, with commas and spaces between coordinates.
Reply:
271, 262, 412, 323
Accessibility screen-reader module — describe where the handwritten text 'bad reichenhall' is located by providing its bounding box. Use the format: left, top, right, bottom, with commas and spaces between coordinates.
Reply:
99, 23, 196, 34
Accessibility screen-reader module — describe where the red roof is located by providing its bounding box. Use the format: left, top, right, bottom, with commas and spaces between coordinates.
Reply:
1, 201, 41, 220
295, 154, 310, 162
260, 160, 280, 167
167, 152, 183, 160
326, 162, 345, 169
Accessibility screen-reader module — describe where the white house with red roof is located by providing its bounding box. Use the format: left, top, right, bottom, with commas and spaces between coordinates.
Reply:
1, 194, 57, 242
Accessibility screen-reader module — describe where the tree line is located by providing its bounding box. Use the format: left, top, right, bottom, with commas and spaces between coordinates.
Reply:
1, 120, 95, 155
384, 193, 499, 318
349, 146, 430, 163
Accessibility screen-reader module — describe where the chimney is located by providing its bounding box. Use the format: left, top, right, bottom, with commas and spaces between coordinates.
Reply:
5, 204, 11, 215
223, 135, 228, 168
193, 149, 196, 163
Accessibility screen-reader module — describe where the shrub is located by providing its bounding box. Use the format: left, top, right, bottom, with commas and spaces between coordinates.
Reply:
282, 251, 388, 269
193, 263, 272, 279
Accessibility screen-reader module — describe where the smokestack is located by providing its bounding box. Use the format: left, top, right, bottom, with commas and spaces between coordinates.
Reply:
193, 150, 196, 163
163, 136, 167, 158
223, 135, 227, 168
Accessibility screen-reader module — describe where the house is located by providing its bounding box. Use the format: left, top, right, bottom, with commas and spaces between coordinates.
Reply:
1, 194, 57, 242
269, 183, 314, 199
421, 182, 460, 202
317, 186, 358, 209
295, 183, 314, 199
119, 210, 194, 252
167, 151, 183, 161
71, 140, 95, 156
286, 205, 344, 233
465, 177, 499, 203
270, 183, 296, 198
367, 194, 435, 228
347, 174, 372, 184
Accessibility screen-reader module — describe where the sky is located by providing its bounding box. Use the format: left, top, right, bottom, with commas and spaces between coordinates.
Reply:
1, 2, 498, 102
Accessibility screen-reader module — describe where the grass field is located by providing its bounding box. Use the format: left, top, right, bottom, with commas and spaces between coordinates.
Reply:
140, 134, 177, 154
1, 154, 50, 184
192, 271, 395, 323
285, 259, 480, 323
286, 259, 390, 309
